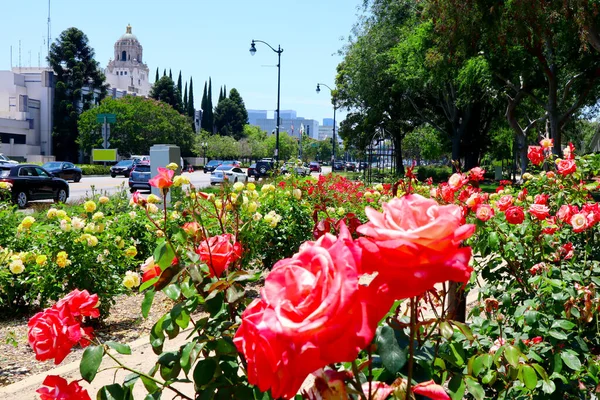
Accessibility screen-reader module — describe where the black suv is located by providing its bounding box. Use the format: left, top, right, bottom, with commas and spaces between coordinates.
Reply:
254, 160, 274, 179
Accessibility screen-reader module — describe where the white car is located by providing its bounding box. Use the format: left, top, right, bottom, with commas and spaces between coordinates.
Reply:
210, 165, 248, 185
0, 154, 18, 165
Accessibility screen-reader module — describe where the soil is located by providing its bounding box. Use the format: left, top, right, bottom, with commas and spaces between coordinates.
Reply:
0, 291, 174, 387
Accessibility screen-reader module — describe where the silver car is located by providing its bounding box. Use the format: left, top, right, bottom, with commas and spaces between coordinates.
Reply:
210, 165, 248, 185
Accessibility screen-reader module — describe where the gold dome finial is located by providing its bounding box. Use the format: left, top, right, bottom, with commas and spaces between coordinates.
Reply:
126, 24, 132, 34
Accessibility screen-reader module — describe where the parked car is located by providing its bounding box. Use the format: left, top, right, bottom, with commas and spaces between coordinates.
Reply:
358, 161, 370, 171
128, 162, 151, 193
210, 165, 248, 185
254, 160, 275, 179
281, 162, 310, 176
42, 162, 82, 182
247, 163, 258, 180
203, 160, 223, 173
332, 161, 346, 171
345, 162, 357, 172
110, 159, 135, 178
222, 160, 241, 167
0, 164, 69, 208
0, 154, 18, 165
309, 161, 322, 173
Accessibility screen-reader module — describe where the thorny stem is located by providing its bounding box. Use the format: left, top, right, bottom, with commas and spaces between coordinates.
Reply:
351, 360, 367, 400
406, 297, 417, 399
367, 346, 373, 400
105, 350, 193, 400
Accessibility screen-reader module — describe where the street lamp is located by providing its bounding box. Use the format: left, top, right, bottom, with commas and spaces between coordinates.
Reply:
316, 83, 337, 172
201, 141, 208, 165
250, 39, 283, 164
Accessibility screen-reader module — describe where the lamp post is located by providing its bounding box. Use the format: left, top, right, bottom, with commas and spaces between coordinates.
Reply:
250, 39, 283, 164
316, 83, 337, 172
202, 141, 207, 165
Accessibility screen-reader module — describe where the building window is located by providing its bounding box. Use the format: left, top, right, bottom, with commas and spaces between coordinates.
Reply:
138, 79, 141, 85
124, 71, 127, 75
121, 51, 126, 61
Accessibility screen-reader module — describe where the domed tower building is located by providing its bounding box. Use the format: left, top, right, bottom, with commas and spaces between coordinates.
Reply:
105, 24, 151, 96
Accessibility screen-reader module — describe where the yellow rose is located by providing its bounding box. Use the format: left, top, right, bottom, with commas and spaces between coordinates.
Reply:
233, 181, 245, 192
115, 236, 125, 249
35, 255, 48, 266
56, 210, 67, 219
46, 208, 58, 218
166, 162, 179, 170
95, 223, 105, 233
247, 182, 256, 191
0, 181, 12, 190
253, 212, 263, 221
173, 175, 190, 187
56, 251, 71, 268
125, 246, 138, 257
293, 188, 302, 200
247, 201, 258, 213
9, 259, 24, 274
147, 194, 161, 204
92, 212, 104, 221
60, 220, 71, 232
122, 271, 141, 289
215, 199, 223, 210
99, 196, 110, 204
84, 200, 97, 213
146, 203, 159, 214
87, 235, 99, 247
21, 216, 35, 229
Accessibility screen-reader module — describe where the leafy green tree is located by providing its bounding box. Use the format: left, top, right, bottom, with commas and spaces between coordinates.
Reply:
265, 132, 298, 161
214, 88, 249, 139
150, 76, 182, 113
78, 96, 196, 158
187, 77, 195, 118
48, 27, 107, 161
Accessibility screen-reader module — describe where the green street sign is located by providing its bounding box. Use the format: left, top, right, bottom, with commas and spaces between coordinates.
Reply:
96, 113, 116, 124
92, 148, 117, 162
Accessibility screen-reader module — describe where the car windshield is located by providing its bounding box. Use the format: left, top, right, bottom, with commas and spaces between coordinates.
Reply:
43, 162, 62, 169
0, 155, 9, 161
116, 160, 133, 166
215, 166, 232, 171
207, 160, 221, 166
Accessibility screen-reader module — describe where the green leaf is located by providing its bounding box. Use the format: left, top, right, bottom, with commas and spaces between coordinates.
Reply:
488, 231, 499, 250
551, 320, 576, 330
482, 370, 497, 385
449, 342, 465, 367
548, 330, 568, 340
216, 337, 237, 356
140, 375, 159, 394
521, 365, 538, 390
451, 321, 474, 341
163, 284, 181, 301
155, 241, 176, 270
375, 325, 407, 373
193, 358, 217, 388
465, 377, 485, 400
180, 340, 198, 373
561, 351, 582, 371
97, 384, 125, 400
123, 373, 139, 389
472, 354, 490, 377
181, 278, 197, 298
448, 375, 466, 400
142, 289, 156, 318
439, 321, 454, 339
532, 363, 549, 382
106, 341, 132, 355
205, 291, 224, 317
80, 345, 104, 383
504, 345, 520, 368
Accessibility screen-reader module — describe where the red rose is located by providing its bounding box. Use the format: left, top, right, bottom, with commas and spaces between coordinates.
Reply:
534, 194, 549, 205
468, 167, 485, 182
531, 336, 543, 344
28, 307, 83, 364
37, 375, 91, 400
557, 159, 576, 176
496, 195, 514, 211
505, 206, 525, 224
529, 204, 550, 220
148, 167, 174, 189
412, 380, 450, 399
527, 146, 544, 166
56, 289, 100, 319
196, 234, 242, 277
357, 194, 474, 299
557, 205, 574, 223
234, 224, 391, 399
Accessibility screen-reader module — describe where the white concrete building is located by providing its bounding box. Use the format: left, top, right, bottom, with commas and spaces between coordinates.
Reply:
0, 68, 54, 161
105, 24, 151, 97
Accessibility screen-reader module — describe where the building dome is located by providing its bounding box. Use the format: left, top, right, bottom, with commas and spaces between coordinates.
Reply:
118, 25, 138, 42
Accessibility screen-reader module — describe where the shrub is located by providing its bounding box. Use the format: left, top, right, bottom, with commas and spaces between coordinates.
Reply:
77, 164, 111, 175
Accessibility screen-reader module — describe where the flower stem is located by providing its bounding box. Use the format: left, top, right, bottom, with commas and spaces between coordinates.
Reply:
406, 296, 416, 398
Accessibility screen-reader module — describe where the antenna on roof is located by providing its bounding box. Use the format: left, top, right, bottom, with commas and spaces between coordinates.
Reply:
47, 0, 51, 66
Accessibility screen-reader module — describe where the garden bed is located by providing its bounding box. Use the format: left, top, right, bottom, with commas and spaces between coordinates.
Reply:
0, 291, 174, 387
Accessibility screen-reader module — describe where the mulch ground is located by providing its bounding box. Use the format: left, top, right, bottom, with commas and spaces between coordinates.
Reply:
0, 291, 174, 387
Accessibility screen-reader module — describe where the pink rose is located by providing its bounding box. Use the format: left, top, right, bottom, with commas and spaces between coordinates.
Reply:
496, 195, 514, 211
529, 204, 550, 220
557, 159, 576, 176
468, 167, 485, 182
149, 167, 174, 189
37, 375, 91, 400
56, 289, 100, 319
476, 204, 494, 222
195, 234, 242, 277
234, 224, 391, 399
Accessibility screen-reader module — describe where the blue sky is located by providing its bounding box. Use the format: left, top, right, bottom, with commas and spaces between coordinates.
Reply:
1, 0, 363, 125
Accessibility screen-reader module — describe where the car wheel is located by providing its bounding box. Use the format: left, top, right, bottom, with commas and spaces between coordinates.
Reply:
14, 191, 28, 209
74, 173, 81, 183
124, 172, 130, 178
55, 188, 68, 204
111, 173, 116, 178
259, 166, 267, 174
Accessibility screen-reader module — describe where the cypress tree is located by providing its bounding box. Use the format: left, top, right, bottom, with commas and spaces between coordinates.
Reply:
207, 77, 214, 133
218, 87, 223, 103
155, 67, 159, 83
223, 85, 227, 99
200, 81, 209, 131
177, 71, 183, 107
169, 69, 173, 80
183, 81, 188, 112
188, 77, 195, 118
163, 69, 166, 77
